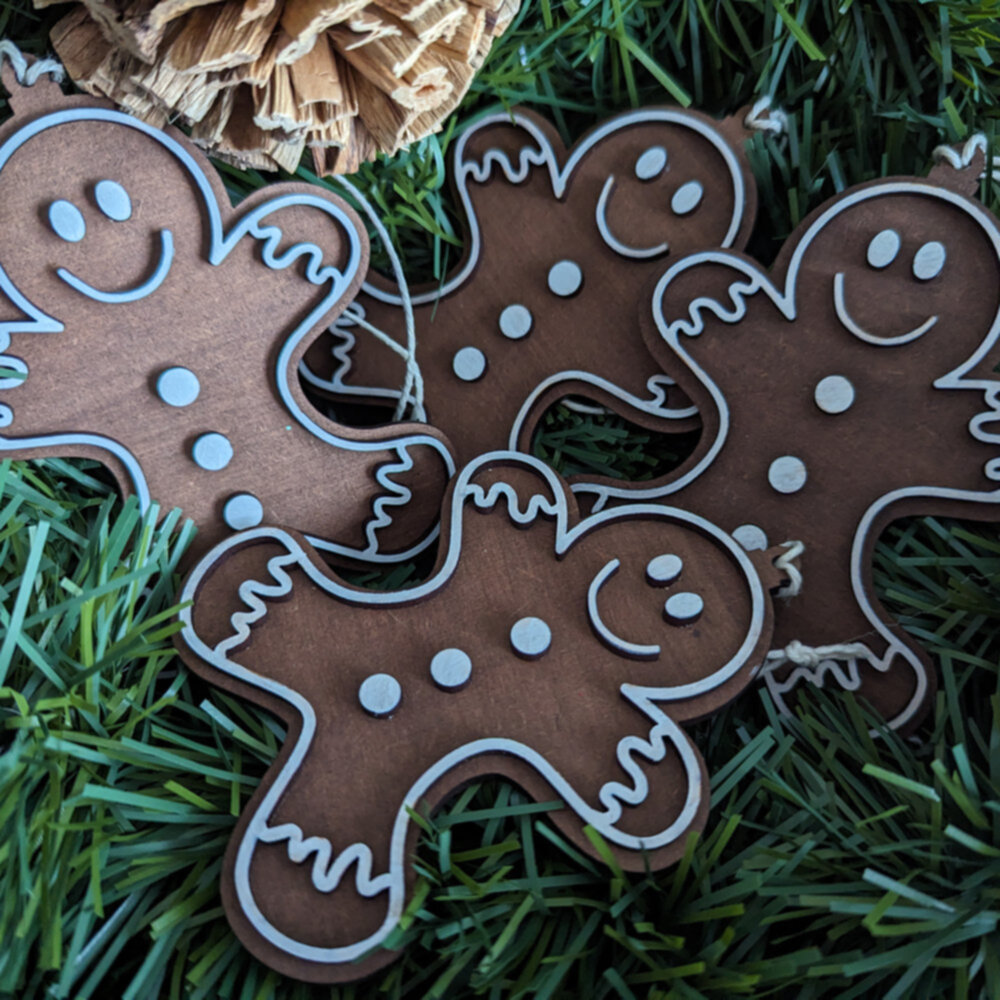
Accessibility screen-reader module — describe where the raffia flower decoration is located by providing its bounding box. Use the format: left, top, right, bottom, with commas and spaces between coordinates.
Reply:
36, 0, 519, 174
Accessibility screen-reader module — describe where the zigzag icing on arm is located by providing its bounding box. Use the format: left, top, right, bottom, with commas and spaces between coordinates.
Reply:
461, 142, 550, 185
654, 253, 793, 340
463, 481, 561, 524
216, 550, 300, 657
258, 823, 393, 897
249, 222, 346, 288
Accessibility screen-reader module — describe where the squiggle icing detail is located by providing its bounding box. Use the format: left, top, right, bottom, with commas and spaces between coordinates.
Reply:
361, 447, 420, 556
969, 386, 1000, 481
178, 452, 769, 964
247, 221, 346, 288
259, 823, 392, 897
596, 700, 675, 824
668, 274, 779, 339
217, 550, 299, 657
463, 480, 560, 524
462, 141, 550, 186
761, 638, 909, 713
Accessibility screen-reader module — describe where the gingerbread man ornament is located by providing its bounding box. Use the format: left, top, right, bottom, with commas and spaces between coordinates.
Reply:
178, 452, 778, 982
302, 107, 758, 488
0, 69, 452, 562
639, 150, 1000, 730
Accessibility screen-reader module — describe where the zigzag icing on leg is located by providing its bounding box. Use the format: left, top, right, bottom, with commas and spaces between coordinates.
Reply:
595, 688, 699, 831
257, 823, 393, 897
360, 446, 419, 557
761, 639, 923, 717
216, 550, 300, 657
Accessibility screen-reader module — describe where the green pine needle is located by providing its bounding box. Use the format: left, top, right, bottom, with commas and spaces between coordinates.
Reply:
3, 0, 1000, 996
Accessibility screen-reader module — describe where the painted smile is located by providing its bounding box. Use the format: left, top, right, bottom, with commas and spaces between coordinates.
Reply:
833, 272, 937, 346
595, 177, 670, 260
58, 229, 174, 303
587, 558, 660, 659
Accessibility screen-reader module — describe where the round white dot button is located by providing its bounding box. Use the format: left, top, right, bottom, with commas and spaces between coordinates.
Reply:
547, 260, 583, 297
452, 346, 487, 381
359, 673, 402, 717
510, 617, 551, 659
767, 455, 807, 494
430, 648, 472, 690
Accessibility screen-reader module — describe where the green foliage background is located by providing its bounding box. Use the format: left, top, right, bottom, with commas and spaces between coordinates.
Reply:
2, 1, 1000, 997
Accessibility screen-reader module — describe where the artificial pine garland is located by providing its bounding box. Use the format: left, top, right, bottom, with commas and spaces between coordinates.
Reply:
2, 0, 1000, 997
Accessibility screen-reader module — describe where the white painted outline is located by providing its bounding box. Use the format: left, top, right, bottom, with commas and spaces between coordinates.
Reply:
627, 180, 1000, 729
0, 107, 454, 563
365, 108, 747, 307
309, 108, 746, 419
179, 451, 767, 965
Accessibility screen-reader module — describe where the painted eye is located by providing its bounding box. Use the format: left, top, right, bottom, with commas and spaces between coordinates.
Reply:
866, 229, 900, 269
634, 145, 668, 181
671, 180, 703, 215
94, 179, 132, 222
912, 240, 946, 281
48, 200, 86, 243
646, 553, 683, 585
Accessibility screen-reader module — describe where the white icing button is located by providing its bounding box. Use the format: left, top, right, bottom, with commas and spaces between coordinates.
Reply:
664, 591, 703, 624
913, 241, 946, 281
510, 617, 551, 659
358, 673, 402, 717
646, 553, 683, 585
223, 493, 263, 530
635, 145, 668, 181
814, 375, 855, 414
547, 260, 583, 297
768, 455, 807, 494
499, 304, 533, 340
156, 366, 201, 407
452, 346, 487, 382
48, 200, 86, 243
732, 524, 769, 552
866, 229, 900, 269
430, 648, 472, 690
192, 432, 233, 471
94, 180, 132, 222
671, 180, 704, 215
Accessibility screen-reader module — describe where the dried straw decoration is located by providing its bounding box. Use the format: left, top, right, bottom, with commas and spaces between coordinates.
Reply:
36, 0, 519, 173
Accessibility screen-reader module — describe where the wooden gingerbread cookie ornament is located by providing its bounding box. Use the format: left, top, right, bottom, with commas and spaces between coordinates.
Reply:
638, 144, 1000, 730
177, 451, 780, 982
0, 67, 454, 562
301, 106, 762, 487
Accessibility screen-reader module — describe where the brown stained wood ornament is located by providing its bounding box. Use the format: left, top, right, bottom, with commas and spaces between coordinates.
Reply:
177, 451, 779, 982
301, 106, 758, 494
0, 71, 452, 562
638, 148, 1000, 731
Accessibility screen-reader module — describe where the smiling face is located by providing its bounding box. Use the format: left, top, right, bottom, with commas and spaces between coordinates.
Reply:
576, 114, 750, 261
47, 179, 175, 302
794, 186, 1000, 378
0, 117, 203, 320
